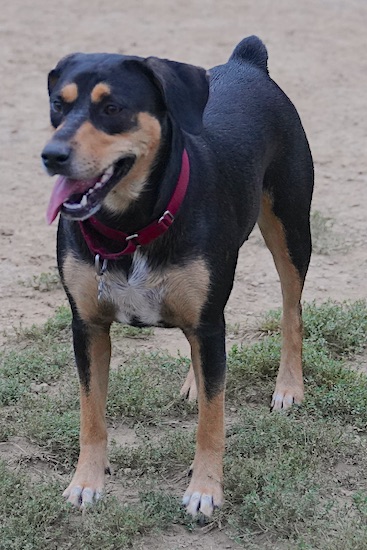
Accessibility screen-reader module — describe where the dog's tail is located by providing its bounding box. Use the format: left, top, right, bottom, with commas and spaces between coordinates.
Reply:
229, 36, 268, 74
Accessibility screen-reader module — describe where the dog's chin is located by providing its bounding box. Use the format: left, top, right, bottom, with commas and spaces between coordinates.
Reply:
61, 155, 136, 221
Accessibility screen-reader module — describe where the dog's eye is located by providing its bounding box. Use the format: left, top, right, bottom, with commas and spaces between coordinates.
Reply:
103, 104, 122, 116
52, 100, 63, 114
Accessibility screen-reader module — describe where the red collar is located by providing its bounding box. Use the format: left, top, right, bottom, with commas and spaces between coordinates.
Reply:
79, 149, 189, 260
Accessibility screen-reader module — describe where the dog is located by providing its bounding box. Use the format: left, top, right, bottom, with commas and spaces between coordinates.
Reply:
41, 36, 313, 517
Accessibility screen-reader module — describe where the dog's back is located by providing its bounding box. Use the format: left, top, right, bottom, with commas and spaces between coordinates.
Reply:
206, 36, 310, 167
199, 36, 313, 246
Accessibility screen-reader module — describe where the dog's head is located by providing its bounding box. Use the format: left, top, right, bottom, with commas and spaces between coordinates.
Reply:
42, 53, 209, 223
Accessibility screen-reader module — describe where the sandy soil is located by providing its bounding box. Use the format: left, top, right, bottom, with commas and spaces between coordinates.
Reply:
1, 0, 366, 546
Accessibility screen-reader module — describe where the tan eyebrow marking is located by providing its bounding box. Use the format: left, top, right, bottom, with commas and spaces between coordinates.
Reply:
91, 83, 111, 103
60, 83, 78, 103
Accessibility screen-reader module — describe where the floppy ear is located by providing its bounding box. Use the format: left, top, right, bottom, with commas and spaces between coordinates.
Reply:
143, 57, 209, 135
47, 53, 81, 96
48, 69, 60, 95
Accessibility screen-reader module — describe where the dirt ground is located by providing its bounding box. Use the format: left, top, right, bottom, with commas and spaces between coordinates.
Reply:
0, 0, 366, 546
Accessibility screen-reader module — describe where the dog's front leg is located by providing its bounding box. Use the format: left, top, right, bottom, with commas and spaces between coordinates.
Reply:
183, 321, 226, 517
63, 315, 111, 509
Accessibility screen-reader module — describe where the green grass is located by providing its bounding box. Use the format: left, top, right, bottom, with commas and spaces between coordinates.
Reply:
111, 323, 154, 339
0, 300, 367, 548
259, 300, 367, 356
0, 460, 189, 550
108, 352, 193, 420
20, 270, 62, 292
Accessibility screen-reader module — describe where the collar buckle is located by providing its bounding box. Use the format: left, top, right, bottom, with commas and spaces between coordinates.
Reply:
124, 233, 140, 254
158, 210, 175, 229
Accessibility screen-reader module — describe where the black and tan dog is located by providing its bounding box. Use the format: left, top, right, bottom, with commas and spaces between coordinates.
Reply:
42, 36, 313, 517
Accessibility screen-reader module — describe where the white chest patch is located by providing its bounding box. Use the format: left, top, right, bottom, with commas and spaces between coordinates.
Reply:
100, 252, 165, 325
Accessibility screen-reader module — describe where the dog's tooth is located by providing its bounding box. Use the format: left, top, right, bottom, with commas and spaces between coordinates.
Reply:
80, 195, 88, 206
95, 181, 103, 189
100, 172, 111, 184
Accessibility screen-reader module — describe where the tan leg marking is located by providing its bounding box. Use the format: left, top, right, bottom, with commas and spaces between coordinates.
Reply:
258, 193, 304, 410
91, 83, 111, 103
62, 253, 114, 323
182, 335, 224, 517
60, 83, 78, 103
63, 327, 112, 508
163, 259, 210, 330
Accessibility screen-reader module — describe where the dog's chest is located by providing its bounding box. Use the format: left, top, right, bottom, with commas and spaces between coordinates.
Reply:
101, 253, 165, 325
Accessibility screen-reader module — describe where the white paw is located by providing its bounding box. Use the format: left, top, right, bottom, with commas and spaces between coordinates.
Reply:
271, 384, 304, 411
182, 470, 223, 517
63, 483, 103, 509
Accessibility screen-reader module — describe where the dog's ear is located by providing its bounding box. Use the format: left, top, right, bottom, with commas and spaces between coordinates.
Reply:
143, 57, 209, 135
48, 69, 60, 95
47, 53, 81, 96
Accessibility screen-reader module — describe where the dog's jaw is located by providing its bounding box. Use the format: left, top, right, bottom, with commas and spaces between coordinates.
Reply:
46, 155, 136, 224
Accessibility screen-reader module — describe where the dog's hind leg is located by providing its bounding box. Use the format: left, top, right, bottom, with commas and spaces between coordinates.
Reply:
258, 179, 312, 410
180, 363, 198, 402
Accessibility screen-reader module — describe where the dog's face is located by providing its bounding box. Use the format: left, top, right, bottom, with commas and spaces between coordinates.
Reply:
42, 53, 209, 224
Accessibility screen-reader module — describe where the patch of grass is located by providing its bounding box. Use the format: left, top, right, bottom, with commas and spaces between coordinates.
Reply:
17, 394, 80, 466
111, 428, 195, 475
257, 314, 280, 335
304, 371, 367, 429
0, 460, 189, 550
224, 408, 362, 539
227, 322, 244, 338
303, 300, 367, 356
0, 346, 71, 405
319, 526, 367, 550
14, 306, 72, 345
226, 337, 280, 404
111, 323, 154, 339
111, 407, 367, 545
140, 490, 194, 528
0, 408, 16, 441
353, 491, 367, 518
107, 352, 194, 421
0, 460, 69, 550
0, 306, 73, 406
1, 300, 367, 548
227, 333, 367, 429
20, 270, 62, 292
73, 498, 158, 550
258, 300, 367, 357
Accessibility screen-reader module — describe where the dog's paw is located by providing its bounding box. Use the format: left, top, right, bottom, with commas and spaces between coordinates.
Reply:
63, 462, 109, 509
182, 468, 223, 517
63, 483, 103, 509
271, 383, 304, 411
180, 364, 197, 402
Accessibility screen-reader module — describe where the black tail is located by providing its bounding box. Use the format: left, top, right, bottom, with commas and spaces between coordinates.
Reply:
230, 35, 268, 74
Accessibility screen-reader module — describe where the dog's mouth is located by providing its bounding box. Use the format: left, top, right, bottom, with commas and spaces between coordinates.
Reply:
46, 155, 136, 224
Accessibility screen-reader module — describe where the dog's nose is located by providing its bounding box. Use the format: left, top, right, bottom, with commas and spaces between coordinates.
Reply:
42, 142, 71, 172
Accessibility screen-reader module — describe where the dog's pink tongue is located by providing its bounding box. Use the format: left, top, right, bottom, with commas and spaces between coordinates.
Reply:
46, 175, 99, 224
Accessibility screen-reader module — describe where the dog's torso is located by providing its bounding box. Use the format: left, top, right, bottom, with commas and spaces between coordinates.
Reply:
53, 38, 312, 328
